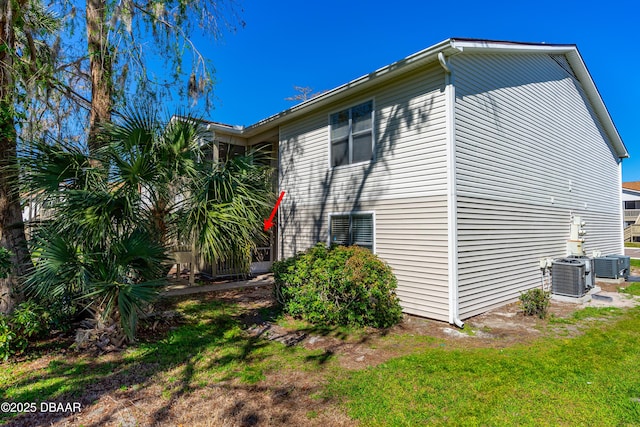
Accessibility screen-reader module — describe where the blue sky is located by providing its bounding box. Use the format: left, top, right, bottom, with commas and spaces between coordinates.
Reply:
187, 0, 639, 180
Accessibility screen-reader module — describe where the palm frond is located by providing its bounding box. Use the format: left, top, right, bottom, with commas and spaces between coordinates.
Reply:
99, 105, 159, 152
19, 140, 95, 195
21, 105, 275, 341
24, 228, 90, 299
177, 152, 273, 267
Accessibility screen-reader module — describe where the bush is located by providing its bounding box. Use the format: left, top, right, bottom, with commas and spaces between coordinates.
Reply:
0, 301, 48, 361
0, 315, 18, 361
39, 296, 78, 333
11, 301, 47, 339
519, 288, 550, 319
273, 243, 402, 328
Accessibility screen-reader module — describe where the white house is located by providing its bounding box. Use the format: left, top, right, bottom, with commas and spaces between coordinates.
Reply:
622, 182, 640, 227
201, 38, 628, 325
622, 182, 640, 241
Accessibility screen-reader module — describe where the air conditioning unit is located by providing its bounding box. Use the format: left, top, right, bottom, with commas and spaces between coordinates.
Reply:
594, 255, 629, 279
567, 255, 595, 289
605, 255, 630, 280
552, 258, 587, 297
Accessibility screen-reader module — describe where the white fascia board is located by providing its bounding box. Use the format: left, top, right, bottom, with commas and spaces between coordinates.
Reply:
564, 49, 629, 159
206, 122, 245, 135
241, 39, 461, 136
450, 38, 576, 54
213, 38, 563, 136
622, 188, 640, 200
209, 38, 628, 160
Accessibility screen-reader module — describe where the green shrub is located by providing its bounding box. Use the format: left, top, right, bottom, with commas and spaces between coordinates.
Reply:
519, 288, 551, 319
0, 315, 18, 361
39, 296, 78, 333
273, 243, 402, 328
11, 301, 47, 339
0, 301, 49, 361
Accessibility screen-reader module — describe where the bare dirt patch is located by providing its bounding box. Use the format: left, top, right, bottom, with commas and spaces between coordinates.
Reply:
6, 280, 639, 427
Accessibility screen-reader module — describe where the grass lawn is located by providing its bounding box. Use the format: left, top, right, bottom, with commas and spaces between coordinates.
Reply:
326, 306, 640, 426
621, 282, 640, 296
1, 290, 640, 426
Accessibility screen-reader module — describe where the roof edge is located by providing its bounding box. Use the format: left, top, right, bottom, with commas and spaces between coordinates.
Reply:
204, 38, 628, 159
240, 38, 458, 135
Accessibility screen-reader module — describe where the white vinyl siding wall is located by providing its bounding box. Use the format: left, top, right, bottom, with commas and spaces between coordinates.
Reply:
452, 52, 623, 318
278, 64, 451, 320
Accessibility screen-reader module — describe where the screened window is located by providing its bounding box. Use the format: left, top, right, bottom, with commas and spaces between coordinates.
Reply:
218, 142, 245, 160
330, 213, 374, 251
330, 101, 373, 167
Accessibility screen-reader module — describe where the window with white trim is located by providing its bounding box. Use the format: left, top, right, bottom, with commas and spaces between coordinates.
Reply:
330, 213, 374, 251
330, 101, 373, 167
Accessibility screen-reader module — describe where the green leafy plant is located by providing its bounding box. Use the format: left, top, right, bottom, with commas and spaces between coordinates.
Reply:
11, 301, 46, 340
20, 107, 273, 343
519, 288, 551, 319
0, 301, 48, 361
273, 243, 402, 328
0, 315, 18, 361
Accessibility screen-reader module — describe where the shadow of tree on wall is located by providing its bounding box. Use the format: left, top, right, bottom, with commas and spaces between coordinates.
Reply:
309, 92, 438, 243
350, 94, 436, 213
278, 133, 305, 258
277, 70, 443, 257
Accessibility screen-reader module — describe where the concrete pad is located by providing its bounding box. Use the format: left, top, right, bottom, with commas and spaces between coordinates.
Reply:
551, 286, 601, 304
551, 285, 639, 309
596, 278, 626, 285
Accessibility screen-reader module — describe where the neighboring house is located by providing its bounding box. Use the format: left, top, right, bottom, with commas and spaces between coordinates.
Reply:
198, 38, 628, 325
622, 182, 640, 240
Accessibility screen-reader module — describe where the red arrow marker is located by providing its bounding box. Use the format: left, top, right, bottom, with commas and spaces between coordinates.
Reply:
264, 191, 285, 231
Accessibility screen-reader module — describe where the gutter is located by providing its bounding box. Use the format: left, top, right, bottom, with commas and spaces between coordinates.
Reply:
438, 51, 465, 329
202, 38, 627, 160
233, 39, 459, 137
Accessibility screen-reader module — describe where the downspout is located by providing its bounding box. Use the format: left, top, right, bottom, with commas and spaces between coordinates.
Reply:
618, 160, 624, 253
438, 52, 464, 329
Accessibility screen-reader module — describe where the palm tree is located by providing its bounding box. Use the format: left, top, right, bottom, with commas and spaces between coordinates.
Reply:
21, 107, 273, 344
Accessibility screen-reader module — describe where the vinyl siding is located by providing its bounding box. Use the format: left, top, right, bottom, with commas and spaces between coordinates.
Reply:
453, 53, 622, 318
278, 63, 450, 320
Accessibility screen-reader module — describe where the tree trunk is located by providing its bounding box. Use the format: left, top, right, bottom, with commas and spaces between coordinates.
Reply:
86, 0, 113, 152
0, 0, 29, 313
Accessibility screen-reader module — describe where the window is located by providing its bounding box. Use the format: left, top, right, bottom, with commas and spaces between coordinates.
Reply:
248, 142, 272, 167
330, 101, 373, 167
330, 213, 374, 251
218, 142, 245, 160
625, 200, 640, 210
